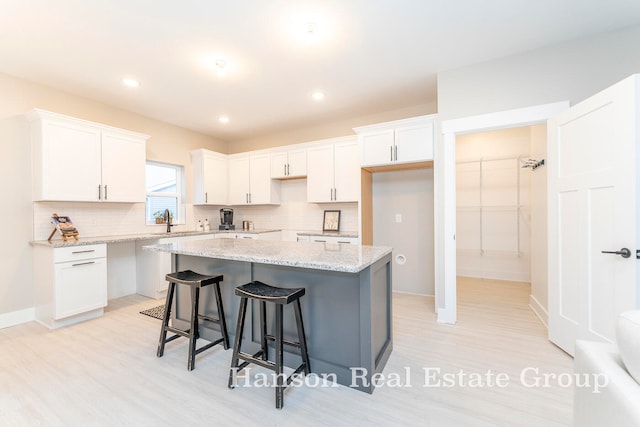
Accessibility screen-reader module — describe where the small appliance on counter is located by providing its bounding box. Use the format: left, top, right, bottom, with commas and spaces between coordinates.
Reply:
219, 208, 235, 230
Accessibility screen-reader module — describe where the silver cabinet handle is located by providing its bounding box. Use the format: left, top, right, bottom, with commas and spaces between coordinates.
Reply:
72, 261, 95, 267
205, 192, 208, 203
98, 185, 101, 200
72, 249, 95, 254
394, 145, 398, 161
284, 164, 287, 176
104, 184, 108, 200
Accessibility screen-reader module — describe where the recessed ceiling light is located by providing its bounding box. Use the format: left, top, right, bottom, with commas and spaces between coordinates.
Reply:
219, 116, 229, 124
312, 91, 325, 101
206, 56, 234, 76
122, 78, 140, 88
305, 22, 317, 36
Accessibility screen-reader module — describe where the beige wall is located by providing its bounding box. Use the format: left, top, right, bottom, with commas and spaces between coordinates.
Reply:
227, 102, 437, 153
0, 72, 225, 318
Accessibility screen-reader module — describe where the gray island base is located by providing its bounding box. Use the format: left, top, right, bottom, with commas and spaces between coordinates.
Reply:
144, 238, 393, 393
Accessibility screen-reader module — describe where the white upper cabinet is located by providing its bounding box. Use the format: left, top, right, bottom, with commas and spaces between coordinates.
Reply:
307, 137, 360, 203
191, 149, 228, 205
270, 147, 307, 179
355, 114, 436, 167
101, 132, 147, 202
229, 153, 280, 205
29, 109, 148, 202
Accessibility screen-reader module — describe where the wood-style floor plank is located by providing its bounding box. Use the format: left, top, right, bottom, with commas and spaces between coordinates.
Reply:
0, 278, 572, 426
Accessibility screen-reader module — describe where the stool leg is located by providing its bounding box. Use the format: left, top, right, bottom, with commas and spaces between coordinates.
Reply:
157, 282, 175, 358
228, 297, 248, 389
188, 286, 199, 371
275, 303, 284, 409
294, 299, 311, 374
260, 300, 268, 361
213, 281, 230, 350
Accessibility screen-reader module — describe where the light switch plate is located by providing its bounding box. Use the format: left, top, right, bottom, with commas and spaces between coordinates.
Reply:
395, 214, 402, 223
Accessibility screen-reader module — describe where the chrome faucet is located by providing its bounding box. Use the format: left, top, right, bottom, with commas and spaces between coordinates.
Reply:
164, 209, 174, 233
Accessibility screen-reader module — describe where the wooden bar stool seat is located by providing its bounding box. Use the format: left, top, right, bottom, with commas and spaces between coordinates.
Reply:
228, 281, 311, 409
157, 270, 229, 371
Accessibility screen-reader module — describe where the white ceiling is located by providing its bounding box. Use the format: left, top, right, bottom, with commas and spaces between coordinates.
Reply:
2, 1, 640, 142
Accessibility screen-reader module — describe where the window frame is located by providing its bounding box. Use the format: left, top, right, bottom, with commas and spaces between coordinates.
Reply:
145, 160, 185, 225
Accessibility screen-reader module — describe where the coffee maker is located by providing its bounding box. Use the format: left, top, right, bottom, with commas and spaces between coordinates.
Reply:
219, 208, 234, 230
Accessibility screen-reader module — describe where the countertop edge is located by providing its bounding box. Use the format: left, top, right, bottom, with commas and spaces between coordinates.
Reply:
30, 229, 281, 248
144, 240, 392, 274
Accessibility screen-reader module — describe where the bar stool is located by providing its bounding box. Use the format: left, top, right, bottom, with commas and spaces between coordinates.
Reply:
228, 281, 311, 409
157, 270, 229, 371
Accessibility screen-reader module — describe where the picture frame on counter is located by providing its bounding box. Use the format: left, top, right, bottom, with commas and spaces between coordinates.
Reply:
323, 210, 341, 232
48, 213, 79, 241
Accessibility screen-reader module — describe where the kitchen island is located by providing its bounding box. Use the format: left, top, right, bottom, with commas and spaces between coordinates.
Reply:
144, 238, 393, 393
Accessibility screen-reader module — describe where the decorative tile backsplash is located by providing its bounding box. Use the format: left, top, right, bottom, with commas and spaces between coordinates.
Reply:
33, 180, 358, 241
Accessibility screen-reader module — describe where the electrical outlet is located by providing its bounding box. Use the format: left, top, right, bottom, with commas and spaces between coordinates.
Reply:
395, 214, 402, 223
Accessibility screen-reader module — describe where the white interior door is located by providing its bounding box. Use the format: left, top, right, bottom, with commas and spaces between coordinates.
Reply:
548, 74, 639, 356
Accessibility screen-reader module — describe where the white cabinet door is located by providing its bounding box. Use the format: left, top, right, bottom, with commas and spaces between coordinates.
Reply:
101, 131, 146, 202
248, 153, 272, 204
228, 156, 251, 204
191, 149, 228, 205
357, 115, 436, 167
287, 148, 307, 178
333, 141, 359, 202
271, 151, 288, 178
307, 144, 335, 202
307, 140, 359, 203
30, 110, 148, 203
229, 153, 278, 205
36, 118, 102, 201
395, 123, 434, 163
360, 129, 394, 166
54, 257, 107, 319
271, 148, 307, 178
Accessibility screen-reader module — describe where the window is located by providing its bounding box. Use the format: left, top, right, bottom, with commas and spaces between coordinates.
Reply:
146, 161, 184, 224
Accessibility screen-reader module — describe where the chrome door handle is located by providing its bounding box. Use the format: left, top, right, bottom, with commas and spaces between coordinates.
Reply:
601, 248, 631, 258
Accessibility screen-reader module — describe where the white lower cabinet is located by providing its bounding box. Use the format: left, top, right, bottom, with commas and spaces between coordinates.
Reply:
215, 231, 282, 240
298, 235, 358, 244
34, 244, 108, 329
135, 234, 215, 299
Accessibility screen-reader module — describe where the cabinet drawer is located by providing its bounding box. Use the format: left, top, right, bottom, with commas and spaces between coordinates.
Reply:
54, 257, 107, 319
53, 244, 107, 263
308, 236, 358, 245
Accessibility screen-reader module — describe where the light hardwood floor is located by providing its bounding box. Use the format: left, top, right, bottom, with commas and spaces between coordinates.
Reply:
0, 278, 572, 426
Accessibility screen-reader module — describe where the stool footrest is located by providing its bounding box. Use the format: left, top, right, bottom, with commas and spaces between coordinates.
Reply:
264, 334, 301, 349
163, 326, 191, 339
238, 351, 275, 371
233, 350, 264, 375
194, 337, 225, 355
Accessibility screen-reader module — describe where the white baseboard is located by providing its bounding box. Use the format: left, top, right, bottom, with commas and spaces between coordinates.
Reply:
529, 294, 548, 328
0, 307, 35, 329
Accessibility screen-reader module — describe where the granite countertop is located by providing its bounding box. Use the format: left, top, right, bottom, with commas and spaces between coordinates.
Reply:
296, 230, 359, 238
143, 238, 391, 273
30, 229, 281, 248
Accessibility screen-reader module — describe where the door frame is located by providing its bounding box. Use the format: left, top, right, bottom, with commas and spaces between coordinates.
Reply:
435, 101, 569, 324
